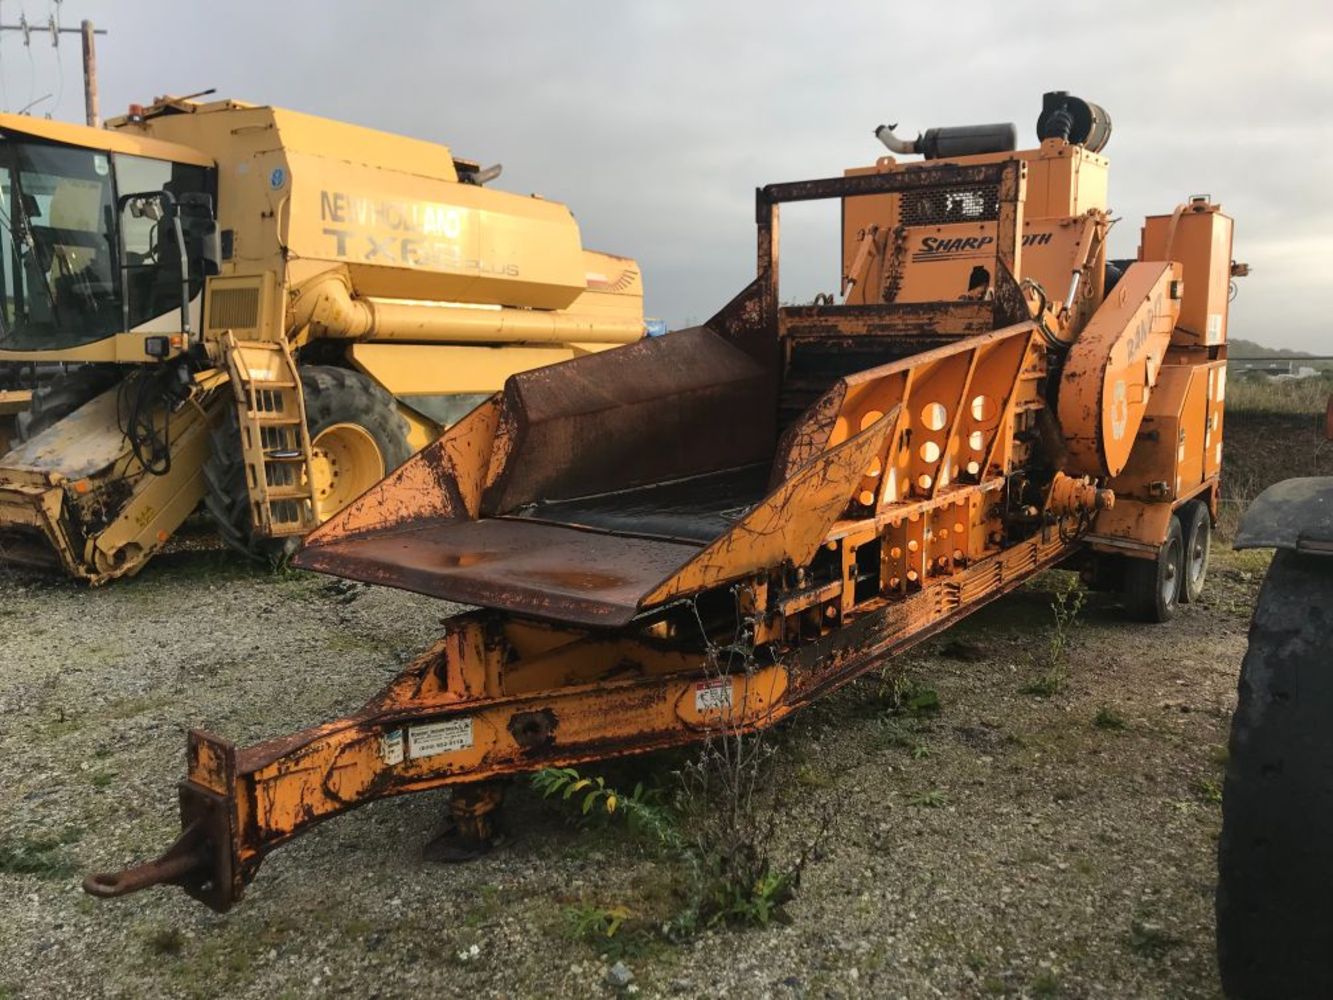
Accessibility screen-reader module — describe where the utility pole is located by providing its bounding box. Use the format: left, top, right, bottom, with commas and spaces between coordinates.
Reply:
0, 8, 107, 126
79, 18, 95, 125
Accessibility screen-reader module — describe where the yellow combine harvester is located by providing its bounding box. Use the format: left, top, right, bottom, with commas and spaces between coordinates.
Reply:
0, 94, 644, 581
86, 92, 1242, 912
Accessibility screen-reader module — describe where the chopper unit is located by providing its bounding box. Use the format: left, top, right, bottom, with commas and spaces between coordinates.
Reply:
84, 92, 1242, 911
0, 93, 645, 581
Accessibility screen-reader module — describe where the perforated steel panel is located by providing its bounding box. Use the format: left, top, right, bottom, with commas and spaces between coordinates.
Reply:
900, 183, 1000, 227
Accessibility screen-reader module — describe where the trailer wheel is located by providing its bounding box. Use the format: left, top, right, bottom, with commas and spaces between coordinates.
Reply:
1179, 500, 1211, 603
1121, 514, 1183, 622
17, 365, 121, 441
204, 366, 411, 562
1217, 550, 1333, 999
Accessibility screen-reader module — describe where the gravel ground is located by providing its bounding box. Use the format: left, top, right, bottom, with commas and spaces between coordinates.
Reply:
0, 540, 1267, 999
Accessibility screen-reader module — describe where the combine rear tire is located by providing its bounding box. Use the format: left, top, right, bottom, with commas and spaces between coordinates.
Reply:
1179, 500, 1211, 603
18, 365, 121, 441
1216, 550, 1333, 999
1121, 513, 1183, 622
204, 366, 411, 562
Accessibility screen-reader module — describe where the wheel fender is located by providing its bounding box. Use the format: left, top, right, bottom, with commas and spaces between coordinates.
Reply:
1234, 477, 1333, 555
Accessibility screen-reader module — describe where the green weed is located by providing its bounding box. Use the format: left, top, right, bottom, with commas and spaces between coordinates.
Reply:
1127, 918, 1181, 959
1093, 706, 1126, 730
910, 789, 948, 809
0, 828, 81, 878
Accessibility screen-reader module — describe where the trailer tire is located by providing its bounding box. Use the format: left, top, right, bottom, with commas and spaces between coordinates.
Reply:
1121, 514, 1183, 622
204, 366, 411, 563
1216, 550, 1333, 999
18, 365, 121, 441
1179, 500, 1211, 603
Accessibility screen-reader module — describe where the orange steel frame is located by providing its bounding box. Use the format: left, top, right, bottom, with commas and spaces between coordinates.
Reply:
85, 157, 1229, 912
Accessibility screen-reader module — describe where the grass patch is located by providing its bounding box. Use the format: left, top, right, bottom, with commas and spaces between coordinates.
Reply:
868, 670, 941, 718
1093, 706, 1126, 730
1021, 575, 1085, 697
0, 828, 82, 878
1193, 777, 1223, 804
146, 927, 185, 956
910, 789, 948, 809
871, 718, 931, 759
558, 902, 663, 961
1226, 371, 1332, 415
794, 763, 834, 789
1126, 918, 1182, 959
1030, 970, 1062, 998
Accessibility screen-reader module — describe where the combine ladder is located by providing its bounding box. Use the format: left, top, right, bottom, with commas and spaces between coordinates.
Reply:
220, 333, 317, 539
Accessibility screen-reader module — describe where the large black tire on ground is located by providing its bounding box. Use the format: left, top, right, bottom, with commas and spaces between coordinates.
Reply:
1216, 549, 1333, 999
1121, 513, 1184, 622
203, 366, 411, 562
17, 365, 121, 441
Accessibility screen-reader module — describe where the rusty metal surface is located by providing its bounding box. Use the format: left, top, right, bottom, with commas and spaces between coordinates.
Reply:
480, 327, 776, 515
757, 161, 1017, 205
516, 463, 770, 544
298, 518, 702, 627
88, 519, 1075, 912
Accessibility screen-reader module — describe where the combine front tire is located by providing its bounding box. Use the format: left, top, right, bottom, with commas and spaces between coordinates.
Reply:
1216, 550, 1333, 999
1122, 513, 1183, 622
204, 366, 411, 562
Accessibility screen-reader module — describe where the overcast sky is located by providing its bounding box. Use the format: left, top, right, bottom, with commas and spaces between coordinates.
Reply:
5, 0, 1328, 350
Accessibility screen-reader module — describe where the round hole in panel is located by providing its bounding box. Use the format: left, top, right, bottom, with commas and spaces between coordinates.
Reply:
970, 394, 998, 426
966, 461, 981, 475
953, 549, 964, 561
890, 546, 902, 559
921, 402, 948, 431
907, 570, 919, 582
866, 456, 882, 478
918, 473, 933, 491
858, 490, 876, 506
954, 521, 965, 533
859, 409, 884, 431
919, 440, 941, 463
969, 430, 985, 451
889, 576, 900, 588
907, 539, 919, 553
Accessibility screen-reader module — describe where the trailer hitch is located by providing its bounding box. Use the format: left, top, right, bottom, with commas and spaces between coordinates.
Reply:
84, 740, 250, 912
83, 818, 210, 899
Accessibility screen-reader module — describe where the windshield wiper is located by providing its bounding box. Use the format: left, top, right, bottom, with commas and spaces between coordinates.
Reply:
10, 166, 63, 329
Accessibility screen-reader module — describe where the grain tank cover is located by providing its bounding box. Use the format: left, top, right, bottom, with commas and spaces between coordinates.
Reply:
112, 99, 595, 312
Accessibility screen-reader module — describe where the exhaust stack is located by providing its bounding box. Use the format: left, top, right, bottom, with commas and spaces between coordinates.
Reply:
874, 121, 1017, 159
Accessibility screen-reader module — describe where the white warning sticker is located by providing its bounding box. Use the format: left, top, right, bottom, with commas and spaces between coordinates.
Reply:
695, 678, 733, 713
408, 717, 474, 760
1206, 313, 1223, 345
379, 728, 405, 765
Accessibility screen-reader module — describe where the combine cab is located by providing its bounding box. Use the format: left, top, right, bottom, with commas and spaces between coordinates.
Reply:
84, 93, 1241, 912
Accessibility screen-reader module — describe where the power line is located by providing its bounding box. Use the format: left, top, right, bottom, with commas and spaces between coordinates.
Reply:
0, 4, 105, 124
